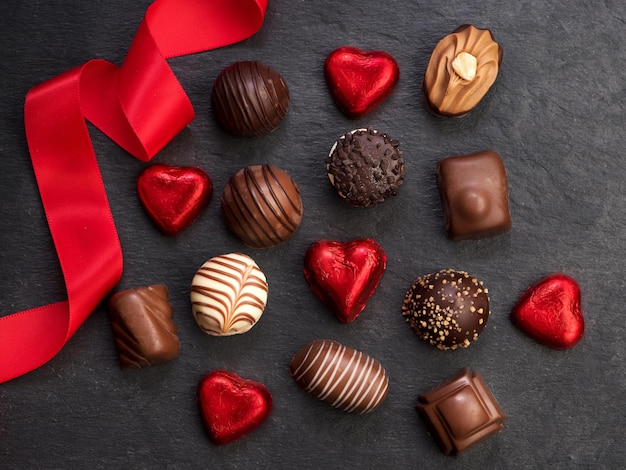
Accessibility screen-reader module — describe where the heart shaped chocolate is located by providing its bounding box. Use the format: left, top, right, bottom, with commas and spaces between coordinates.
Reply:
137, 163, 212, 236
303, 238, 386, 323
197, 370, 272, 446
511, 273, 584, 349
324, 46, 399, 119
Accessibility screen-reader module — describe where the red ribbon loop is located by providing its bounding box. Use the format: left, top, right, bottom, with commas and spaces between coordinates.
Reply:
0, 0, 268, 383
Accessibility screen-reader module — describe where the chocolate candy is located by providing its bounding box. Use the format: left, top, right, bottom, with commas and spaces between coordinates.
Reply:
436, 150, 511, 241
402, 269, 490, 350
221, 164, 303, 248
289, 339, 389, 414
423, 25, 502, 117
191, 253, 268, 336
211, 61, 290, 137
325, 128, 405, 207
107, 285, 180, 368
416, 368, 505, 456
511, 273, 584, 349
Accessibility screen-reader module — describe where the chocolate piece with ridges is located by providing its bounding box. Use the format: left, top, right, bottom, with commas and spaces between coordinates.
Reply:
325, 128, 405, 207
402, 269, 490, 350
221, 164, 303, 248
108, 285, 180, 368
423, 25, 502, 117
437, 150, 511, 241
416, 368, 506, 456
191, 253, 268, 336
211, 61, 290, 137
289, 339, 389, 414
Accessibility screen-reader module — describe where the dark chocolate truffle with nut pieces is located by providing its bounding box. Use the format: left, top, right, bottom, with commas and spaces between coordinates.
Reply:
402, 269, 490, 350
325, 128, 405, 207
211, 61, 290, 137
221, 164, 303, 249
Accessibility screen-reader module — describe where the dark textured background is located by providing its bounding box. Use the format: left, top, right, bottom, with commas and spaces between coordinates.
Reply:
1, 1, 625, 468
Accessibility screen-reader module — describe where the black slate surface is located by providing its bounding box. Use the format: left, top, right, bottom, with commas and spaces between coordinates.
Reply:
1, 0, 625, 468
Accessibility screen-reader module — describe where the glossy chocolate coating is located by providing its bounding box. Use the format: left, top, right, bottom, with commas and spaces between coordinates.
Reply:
211, 61, 290, 137
416, 368, 506, 456
437, 150, 511, 241
221, 164, 303, 248
289, 339, 389, 414
325, 128, 405, 207
401, 269, 490, 350
107, 285, 180, 368
191, 253, 268, 336
423, 25, 502, 117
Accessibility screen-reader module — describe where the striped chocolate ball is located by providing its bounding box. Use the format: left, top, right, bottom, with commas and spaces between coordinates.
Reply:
221, 164, 303, 248
211, 61, 290, 137
401, 269, 490, 350
289, 339, 389, 414
191, 253, 268, 336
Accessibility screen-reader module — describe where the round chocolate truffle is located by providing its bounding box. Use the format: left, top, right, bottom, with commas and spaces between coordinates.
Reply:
401, 269, 490, 350
211, 61, 290, 137
325, 128, 405, 207
221, 164, 303, 248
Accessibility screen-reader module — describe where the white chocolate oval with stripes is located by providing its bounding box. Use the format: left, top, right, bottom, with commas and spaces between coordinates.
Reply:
191, 253, 268, 336
289, 339, 389, 414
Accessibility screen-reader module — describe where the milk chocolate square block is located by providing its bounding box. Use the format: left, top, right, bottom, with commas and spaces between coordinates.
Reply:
416, 368, 505, 456
108, 284, 180, 368
436, 150, 511, 241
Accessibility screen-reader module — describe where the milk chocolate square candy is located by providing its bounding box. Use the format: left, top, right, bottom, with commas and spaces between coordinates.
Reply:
436, 150, 511, 241
108, 285, 180, 368
416, 368, 505, 456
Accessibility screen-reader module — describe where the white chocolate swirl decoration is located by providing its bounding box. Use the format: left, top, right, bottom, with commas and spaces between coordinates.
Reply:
191, 253, 268, 336
289, 339, 389, 414
423, 24, 502, 116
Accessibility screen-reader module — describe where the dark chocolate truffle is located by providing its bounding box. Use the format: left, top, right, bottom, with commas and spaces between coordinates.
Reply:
436, 150, 511, 241
221, 164, 303, 248
211, 61, 290, 137
108, 285, 180, 368
423, 25, 502, 117
416, 368, 506, 456
401, 269, 490, 350
325, 128, 405, 207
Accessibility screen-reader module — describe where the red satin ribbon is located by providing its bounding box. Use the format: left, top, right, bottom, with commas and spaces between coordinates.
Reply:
0, 0, 268, 383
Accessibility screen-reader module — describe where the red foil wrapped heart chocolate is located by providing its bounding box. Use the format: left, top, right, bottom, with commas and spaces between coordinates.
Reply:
197, 370, 272, 446
137, 163, 212, 236
511, 273, 584, 349
303, 238, 386, 323
324, 46, 399, 118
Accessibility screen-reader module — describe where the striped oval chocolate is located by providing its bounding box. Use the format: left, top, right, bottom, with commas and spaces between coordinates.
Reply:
221, 165, 303, 249
289, 339, 389, 414
191, 253, 268, 336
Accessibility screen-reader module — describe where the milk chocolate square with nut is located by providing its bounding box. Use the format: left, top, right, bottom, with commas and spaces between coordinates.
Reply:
416, 368, 505, 456
436, 150, 511, 241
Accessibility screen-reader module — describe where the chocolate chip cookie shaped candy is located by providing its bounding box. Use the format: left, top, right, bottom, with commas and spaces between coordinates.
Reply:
325, 128, 405, 207
423, 24, 502, 117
